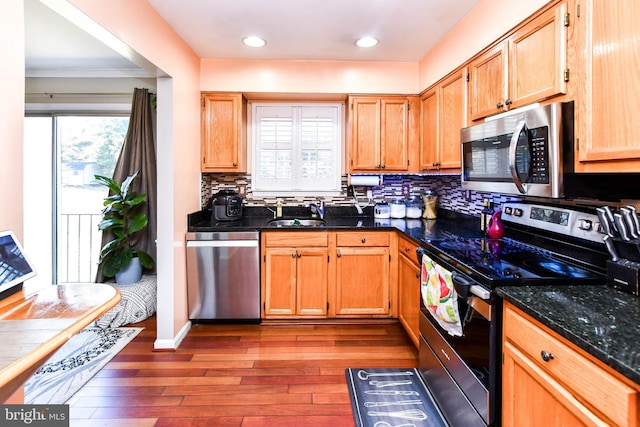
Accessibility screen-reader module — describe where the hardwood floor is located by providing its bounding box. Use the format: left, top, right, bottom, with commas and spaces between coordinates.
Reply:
68, 317, 418, 426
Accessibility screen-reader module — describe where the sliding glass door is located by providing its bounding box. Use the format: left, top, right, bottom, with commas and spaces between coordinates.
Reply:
23, 115, 128, 286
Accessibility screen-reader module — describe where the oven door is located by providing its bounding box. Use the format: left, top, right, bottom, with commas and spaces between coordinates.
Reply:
417, 250, 501, 426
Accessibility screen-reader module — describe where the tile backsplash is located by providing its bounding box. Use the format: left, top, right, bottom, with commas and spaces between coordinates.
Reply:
201, 173, 519, 217
201, 172, 631, 218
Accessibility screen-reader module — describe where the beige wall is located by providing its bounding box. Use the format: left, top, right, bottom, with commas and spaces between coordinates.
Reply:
201, 59, 419, 94
0, 1, 25, 238
68, 0, 201, 347
418, 0, 552, 89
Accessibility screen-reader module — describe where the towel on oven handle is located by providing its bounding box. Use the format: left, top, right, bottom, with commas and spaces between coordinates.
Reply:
421, 253, 463, 337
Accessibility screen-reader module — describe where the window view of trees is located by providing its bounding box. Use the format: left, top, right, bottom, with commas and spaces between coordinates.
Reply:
57, 116, 128, 283
59, 116, 128, 183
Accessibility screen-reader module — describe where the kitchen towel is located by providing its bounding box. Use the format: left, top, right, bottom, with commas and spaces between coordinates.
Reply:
421, 253, 462, 336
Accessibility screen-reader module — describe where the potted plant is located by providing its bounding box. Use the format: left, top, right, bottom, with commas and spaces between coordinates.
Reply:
95, 171, 154, 284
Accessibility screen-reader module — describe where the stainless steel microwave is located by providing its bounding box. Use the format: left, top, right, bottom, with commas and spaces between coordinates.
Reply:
461, 102, 571, 198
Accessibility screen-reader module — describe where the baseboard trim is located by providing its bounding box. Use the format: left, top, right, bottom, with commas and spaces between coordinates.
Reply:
153, 320, 191, 350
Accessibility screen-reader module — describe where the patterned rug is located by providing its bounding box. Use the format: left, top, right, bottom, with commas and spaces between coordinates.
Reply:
24, 327, 142, 404
345, 368, 448, 427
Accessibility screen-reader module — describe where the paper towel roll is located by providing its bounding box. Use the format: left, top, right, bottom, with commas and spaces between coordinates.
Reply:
349, 175, 381, 186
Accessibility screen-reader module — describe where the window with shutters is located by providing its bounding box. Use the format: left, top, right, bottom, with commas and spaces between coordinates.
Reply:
252, 103, 343, 195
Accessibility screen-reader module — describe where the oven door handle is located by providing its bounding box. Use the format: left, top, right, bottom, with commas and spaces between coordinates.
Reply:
508, 119, 528, 194
452, 273, 491, 300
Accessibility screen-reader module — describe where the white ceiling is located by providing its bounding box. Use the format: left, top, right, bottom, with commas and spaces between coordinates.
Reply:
25, 0, 480, 76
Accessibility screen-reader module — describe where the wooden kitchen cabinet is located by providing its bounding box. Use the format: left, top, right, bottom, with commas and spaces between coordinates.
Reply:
334, 231, 392, 317
262, 232, 329, 319
397, 236, 420, 348
502, 303, 639, 427
420, 68, 467, 172
469, 2, 568, 121
573, 0, 640, 172
349, 96, 410, 173
201, 92, 247, 172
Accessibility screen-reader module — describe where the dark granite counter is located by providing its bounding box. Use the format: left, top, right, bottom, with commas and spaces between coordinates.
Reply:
187, 205, 640, 385
498, 285, 640, 385
188, 206, 482, 241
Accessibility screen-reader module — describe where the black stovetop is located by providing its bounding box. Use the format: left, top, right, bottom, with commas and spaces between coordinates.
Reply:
423, 236, 605, 288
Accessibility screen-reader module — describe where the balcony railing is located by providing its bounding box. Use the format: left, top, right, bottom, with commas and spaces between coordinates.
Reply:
58, 213, 102, 283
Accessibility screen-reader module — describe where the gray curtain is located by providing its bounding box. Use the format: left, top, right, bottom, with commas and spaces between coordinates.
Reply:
97, 88, 157, 282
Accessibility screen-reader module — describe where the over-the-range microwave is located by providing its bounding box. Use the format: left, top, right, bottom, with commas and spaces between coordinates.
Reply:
460, 101, 640, 201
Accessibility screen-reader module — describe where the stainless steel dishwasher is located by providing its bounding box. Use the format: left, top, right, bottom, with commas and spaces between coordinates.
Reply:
186, 231, 260, 322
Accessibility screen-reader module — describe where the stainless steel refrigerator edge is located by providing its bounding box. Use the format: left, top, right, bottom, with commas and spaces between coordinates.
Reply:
186, 231, 260, 321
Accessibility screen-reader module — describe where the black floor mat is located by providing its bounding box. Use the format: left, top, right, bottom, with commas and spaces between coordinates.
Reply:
345, 368, 448, 427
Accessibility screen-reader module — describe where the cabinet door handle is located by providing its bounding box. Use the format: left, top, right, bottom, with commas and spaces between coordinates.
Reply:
336, 250, 342, 258
232, 162, 237, 167
376, 164, 381, 169
496, 102, 504, 109
415, 273, 420, 278
361, 238, 366, 243
291, 253, 296, 258
405, 247, 411, 252
381, 164, 385, 169
505, 99, 512, 106
540, 350, 554, 362
298, 252, 302, 258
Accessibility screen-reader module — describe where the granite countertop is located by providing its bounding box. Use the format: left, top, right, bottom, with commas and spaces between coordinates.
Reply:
187, 206, 482, 241
187, 205, 640, 386
498, 285, 640, 385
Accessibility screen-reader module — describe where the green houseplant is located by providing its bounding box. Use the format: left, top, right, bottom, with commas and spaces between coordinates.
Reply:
95, 171, 154, 283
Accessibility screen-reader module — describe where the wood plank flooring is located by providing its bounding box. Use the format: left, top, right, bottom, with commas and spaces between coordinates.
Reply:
68, 317, 418, 426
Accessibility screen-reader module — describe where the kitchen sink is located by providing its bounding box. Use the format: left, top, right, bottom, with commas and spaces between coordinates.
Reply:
268, 218, 326, 227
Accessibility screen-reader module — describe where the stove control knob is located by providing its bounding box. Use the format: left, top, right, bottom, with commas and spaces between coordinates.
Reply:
513, 208, 524, 217
503, 268, 512, 277
513, 271, 522, 279
577, 219, 593, 231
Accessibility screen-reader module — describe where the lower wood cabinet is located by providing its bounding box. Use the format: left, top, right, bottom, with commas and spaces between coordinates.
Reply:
397, 236, 420, 348
261, 230, 395, 319
502, 303, 640, 427
334, 231, 391, 317
262, 232, 329, 319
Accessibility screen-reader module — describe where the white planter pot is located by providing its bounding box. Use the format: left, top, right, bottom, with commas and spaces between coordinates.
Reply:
115, 257, 142, 285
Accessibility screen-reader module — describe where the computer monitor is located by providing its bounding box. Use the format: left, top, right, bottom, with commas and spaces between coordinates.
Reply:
0, 230, 37, 299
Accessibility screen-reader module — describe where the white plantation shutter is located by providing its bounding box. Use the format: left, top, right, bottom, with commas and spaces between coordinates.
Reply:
253, 103, 342, 194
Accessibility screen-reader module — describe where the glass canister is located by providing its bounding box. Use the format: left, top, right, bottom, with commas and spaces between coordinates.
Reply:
405, 196, 424, 219
422, 190, 438, 219
390, 198, 407, 218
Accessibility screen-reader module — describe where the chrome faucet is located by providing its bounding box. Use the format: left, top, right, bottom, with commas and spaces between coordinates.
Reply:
309, 200, 325, 219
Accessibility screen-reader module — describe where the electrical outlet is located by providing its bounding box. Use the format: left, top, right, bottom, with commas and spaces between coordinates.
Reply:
347, 185, 355, 197
366, 189, 373, 199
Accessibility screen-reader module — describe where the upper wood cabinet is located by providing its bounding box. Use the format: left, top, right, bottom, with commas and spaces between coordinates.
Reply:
349, 96, 410, 173
420, 68, 467, 172
469, 2, 569, 121
201, 93, 247, 172
574, 0, 640, 172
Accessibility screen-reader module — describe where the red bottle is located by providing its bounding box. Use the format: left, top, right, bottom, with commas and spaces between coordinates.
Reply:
487, 210, 505, 239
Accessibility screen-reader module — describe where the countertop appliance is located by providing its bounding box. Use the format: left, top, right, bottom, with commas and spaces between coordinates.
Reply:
415, 202, 608, 426
210, 189, 243, 221
186, 231, 260, 322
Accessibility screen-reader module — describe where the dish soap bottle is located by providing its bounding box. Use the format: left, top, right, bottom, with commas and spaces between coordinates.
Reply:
276, 199, 283, 218
480, 199, 494, 235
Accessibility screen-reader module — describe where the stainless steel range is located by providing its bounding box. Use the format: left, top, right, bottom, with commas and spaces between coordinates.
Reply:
416, 202, 608, 426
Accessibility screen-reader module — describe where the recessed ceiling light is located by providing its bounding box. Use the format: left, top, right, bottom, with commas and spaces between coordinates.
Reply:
243, 36, 266, 48
356, 37, 378, 48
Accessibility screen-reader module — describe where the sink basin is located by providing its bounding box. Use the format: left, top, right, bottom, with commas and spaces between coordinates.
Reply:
268, 218, 326, 227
